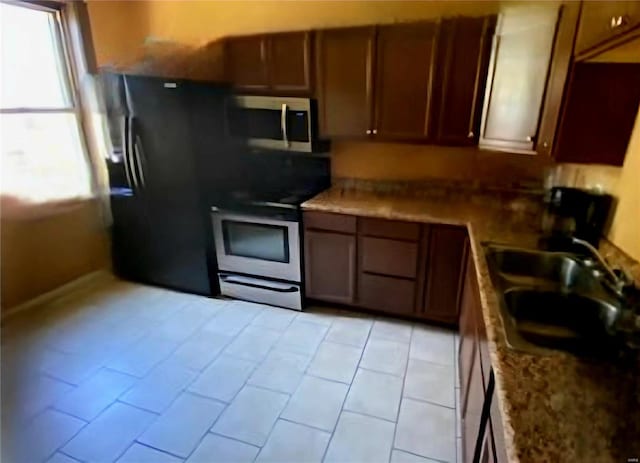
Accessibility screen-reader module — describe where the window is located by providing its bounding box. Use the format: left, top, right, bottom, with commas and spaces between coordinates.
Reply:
1, 1, 92, 203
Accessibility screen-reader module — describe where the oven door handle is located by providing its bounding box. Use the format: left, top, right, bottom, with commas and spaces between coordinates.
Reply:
220, 274, 299, 293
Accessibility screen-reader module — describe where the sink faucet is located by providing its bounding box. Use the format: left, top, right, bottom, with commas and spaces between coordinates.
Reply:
570, 237, 640, 348
570, 237, 634, 296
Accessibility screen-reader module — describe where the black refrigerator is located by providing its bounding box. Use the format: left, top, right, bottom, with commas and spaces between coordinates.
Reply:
102, 74, 240, 295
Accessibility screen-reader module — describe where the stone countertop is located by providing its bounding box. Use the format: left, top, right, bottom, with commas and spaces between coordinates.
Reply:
302, 187, 640, 463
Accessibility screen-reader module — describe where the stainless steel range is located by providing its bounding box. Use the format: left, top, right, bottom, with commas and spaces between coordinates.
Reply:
211, 188, 323, 311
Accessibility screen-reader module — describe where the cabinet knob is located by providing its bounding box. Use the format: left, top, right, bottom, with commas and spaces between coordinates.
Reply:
372, 129, 377, 135
366, 129, 371, 135
467, 131, 474, 138
610, 15, 628, 29
526, 135, 536, 142
543, 141, 549, 148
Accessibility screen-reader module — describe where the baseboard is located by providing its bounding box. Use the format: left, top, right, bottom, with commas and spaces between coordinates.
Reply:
1, 269, 114, 320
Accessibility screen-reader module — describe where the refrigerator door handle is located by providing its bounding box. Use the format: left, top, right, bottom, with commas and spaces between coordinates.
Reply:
134, 134, 147, 188
120, 117, 134, 189
126, 116, 140, 189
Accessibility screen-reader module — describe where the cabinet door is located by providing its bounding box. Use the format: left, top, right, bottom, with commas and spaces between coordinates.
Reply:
432, 16, 494, 145
226, 36, 269, 91
458, 252, 479, 406
422, 225, 469, 323
304, 230, 356, 304
373, 22, 437, 140
554, 62, 640, 166
316, 27, 375, 138
358, 273, 416, 315
462, 346, 485, 463
535, 2, 580, 157
479, 4, 560, 153
269, 31, 312, 94
574, 1, 639, 56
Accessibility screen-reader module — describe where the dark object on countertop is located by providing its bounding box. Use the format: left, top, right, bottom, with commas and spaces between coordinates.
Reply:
540, 186, 613, 248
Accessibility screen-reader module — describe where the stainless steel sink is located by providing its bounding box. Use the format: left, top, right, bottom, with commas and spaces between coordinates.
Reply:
483, 243, 624, 355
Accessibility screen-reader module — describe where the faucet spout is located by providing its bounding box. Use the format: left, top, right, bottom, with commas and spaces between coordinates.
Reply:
570, 237, 632, 295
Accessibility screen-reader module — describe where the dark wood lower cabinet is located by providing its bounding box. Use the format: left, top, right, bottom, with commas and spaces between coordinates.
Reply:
358, 273, 416, 315
459, 251, 506, 463
458, 254, 479, 409
421, 225, 469, 323
304, 229, 356, 304
303, 212, 469, 324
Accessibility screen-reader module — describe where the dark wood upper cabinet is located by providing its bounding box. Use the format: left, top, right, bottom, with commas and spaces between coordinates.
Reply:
554, 62, 640, 166
316, 27, 375, 138
432, 16, 495, 145
421, 225, 469, 323
225, 32, 312, 94
373, 22, 437, 140
479, 4, 561, 153
575, 1, 640, 58
268, 31, 312, 93
225, 36, 269, 91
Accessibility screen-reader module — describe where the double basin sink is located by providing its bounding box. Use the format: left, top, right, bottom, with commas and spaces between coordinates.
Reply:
483, 243, 623, 355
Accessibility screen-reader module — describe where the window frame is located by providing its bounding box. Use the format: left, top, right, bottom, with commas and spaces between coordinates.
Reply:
0, 0, 95, 201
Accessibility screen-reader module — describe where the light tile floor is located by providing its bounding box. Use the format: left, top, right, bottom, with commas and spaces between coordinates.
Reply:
1, 276, 462, 463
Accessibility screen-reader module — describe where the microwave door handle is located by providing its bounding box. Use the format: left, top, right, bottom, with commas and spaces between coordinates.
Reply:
281, 103, 289, 149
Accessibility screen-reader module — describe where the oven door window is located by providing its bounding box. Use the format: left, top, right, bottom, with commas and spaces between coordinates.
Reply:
222, 220, 289, 263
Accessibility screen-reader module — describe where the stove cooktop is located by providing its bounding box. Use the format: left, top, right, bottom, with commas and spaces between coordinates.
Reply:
227, 187, 321, 207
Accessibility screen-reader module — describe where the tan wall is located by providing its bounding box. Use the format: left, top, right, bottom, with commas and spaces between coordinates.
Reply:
1, 200, 110, 311
87, 0, 500, 67
331, 142, 549, 184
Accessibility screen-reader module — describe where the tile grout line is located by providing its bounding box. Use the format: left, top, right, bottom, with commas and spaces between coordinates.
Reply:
39, 405, 90, 463
250, 310, 336, 461
391, 447, 452, 463
207, 430, 262, 450
389, 322, 415, 463
191, 306, 298, 462
320, 316, 375, 463
125, 440, 186, 460
124, 301, 257, 463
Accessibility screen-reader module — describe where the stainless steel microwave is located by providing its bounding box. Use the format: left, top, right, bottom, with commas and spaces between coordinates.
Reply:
226, 95, 327, 153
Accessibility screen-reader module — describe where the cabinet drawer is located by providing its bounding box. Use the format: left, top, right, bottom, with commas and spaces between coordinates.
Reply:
360, 217, 421, 240
358, 273, 416, 314
361, 237, 418, 278
303, 211, 356, 233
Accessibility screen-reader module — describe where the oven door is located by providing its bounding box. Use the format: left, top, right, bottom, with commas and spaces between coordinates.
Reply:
212, 212, 301, 282
227, 96, 313, 152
